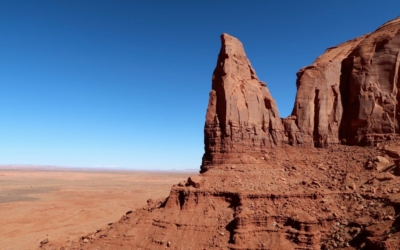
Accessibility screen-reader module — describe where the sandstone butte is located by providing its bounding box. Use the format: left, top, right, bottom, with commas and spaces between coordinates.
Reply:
44, 17, 400, 250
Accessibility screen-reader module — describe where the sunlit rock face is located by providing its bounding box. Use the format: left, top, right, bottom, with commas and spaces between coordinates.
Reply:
290, 17, 400, 147
288, 35, 366, 147
203, 17, 400, 173
340, 17, 400, 145
201, 34, 284, 172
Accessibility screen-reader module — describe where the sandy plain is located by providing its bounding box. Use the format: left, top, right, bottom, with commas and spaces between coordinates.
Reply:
0, 166, 196, 250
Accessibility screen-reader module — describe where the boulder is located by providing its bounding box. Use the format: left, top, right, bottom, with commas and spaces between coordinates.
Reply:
373, 162, 388, 172
384, 146, 400, 158
40, 238, 49, 246
376, 172, 395, 181
375, 156, 390, 165
188, 175, 204, 188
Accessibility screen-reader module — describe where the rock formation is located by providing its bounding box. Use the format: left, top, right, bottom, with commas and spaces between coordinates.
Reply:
43, 17, 400, 250
290, 17, 400, 147
204, 17, 400, 171
286, 36, 366, 147
202, 34, 284, 172
340, 18, 400, 145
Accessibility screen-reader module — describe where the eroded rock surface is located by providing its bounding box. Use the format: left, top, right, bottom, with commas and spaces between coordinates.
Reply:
340, 18, 400, 145
288, 36, 366, 147
291, 16, 400, 147
43, 143, 400, 250
43, 17, 400, 250
202, 34, 284, 172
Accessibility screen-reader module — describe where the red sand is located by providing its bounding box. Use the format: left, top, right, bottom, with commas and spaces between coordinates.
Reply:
0, 168, 195, 250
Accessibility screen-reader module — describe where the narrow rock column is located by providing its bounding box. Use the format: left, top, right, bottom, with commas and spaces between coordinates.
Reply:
201, 34, 284, 172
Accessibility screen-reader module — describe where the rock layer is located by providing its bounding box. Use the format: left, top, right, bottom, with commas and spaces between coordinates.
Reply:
44, 144, 400, 250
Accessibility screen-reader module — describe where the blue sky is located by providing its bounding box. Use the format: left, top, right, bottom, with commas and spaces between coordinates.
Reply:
0, 1, 398, 170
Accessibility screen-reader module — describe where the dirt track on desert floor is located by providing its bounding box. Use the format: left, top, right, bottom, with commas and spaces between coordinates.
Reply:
0, 167, 195, 250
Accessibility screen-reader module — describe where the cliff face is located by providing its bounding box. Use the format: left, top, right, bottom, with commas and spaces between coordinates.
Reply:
291, 17, 400, 147
201, 34, 284, 172
340, 18, 400, 145
287, 36, 366, 147
203, 17, 400, 165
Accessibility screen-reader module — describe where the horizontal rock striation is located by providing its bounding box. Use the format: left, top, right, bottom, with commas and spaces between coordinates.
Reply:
47, 143, 400, 250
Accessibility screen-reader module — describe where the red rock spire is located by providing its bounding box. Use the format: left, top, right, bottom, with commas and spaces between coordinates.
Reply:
201, 33, 284, 172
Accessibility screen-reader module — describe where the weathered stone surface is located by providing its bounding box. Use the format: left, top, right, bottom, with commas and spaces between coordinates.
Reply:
375, 156, 390, 165
187, 175, 203, 188
340, 17, 400, 145
374, 156, 390, 171
288, 36, 366, 147
290, 16, 400, 146
201, 33, 284, 172
47, 142, 400, 250
40, 238, 49, 246
373, 161, 388, 172
376, 172, 395, 181
384, 146, 400, 158
203, 17, 400, 165
44, 17, 400, 250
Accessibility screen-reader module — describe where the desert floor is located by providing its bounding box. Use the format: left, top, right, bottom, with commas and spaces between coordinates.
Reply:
0, 167, 195, 250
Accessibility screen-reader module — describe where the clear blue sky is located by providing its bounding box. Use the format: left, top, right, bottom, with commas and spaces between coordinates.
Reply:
0, 1, 398, 170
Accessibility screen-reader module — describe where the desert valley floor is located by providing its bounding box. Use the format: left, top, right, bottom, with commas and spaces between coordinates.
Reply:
0, 167, 195, 250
